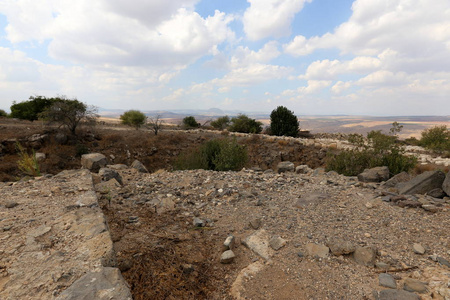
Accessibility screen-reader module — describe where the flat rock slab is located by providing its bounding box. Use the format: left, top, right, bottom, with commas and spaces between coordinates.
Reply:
378, 273, 397, 289
56, 267, 132, 300
242, 229, 273, 260
375, 289, 420, 300
353, 246, 377, 266
399, 170, 446, 195
294, 193, 330, 209
0, 170, 126, 299
305, 243, 329, 258
403, 278, 428, 294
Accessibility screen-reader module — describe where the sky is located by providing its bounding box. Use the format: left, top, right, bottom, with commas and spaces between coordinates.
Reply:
0, 0, 449, 116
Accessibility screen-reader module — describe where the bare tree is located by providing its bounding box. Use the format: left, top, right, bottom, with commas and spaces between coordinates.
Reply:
147, 114, 163, 135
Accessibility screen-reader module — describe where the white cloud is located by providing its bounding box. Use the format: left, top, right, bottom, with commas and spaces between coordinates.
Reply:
105, 0, 199, 28
215, 63, 291, 87
0, 48, 41, 82
2, 1, 235, 73
331, 81, 352, 95
243, 0, 311, 41
355, 70, 408, 87
283, 0, 450, 68
230, 41, 280, 68
282, 80, 332, 98
301, 56, 382, 80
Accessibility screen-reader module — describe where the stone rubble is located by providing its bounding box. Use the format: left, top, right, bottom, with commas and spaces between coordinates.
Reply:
2, 154, 450, 299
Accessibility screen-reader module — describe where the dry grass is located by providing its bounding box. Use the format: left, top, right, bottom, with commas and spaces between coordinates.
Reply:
413, 163, 450, 175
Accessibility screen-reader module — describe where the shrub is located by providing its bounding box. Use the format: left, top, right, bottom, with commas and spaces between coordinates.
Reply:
174, 138, 247, 171
404, 136, 420, 146
182, 116, 200, 129
326, 129, 417, 176
419, 125, 449, 152
75, 144, 89, 157
16, 142, 41, 177
120, 110, 147, 129
0, 109, 8, 117
269, 106, 299, 137
10, 96, 56, 121
229, 114, 262, 134
210, 116, 230, 130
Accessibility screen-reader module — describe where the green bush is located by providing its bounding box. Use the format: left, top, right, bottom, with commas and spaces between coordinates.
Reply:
419, 125, 449, 152
75, 144, 89, 157
174, 138, 247, 171
10, 96, 56, 121
210, 116, 230, 130
120, 110, 147, 129
269, 106, 299, 137
326, 129, 417, 176
182, 116, 200, 129
0, 109, 8, 117
229, 114, 262, 134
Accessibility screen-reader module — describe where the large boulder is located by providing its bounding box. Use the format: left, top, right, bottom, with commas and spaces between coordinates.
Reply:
277, 161, 295, 173
81, 153, 107, 172
398, 170, 446, 195
443, 171, 450, 196
357, 166, 389, 183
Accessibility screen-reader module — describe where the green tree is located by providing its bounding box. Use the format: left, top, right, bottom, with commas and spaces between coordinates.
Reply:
40, 98, 98, 135
229, 114, 262, 134
419, 125, 449, 152
182, 116, 200, 129
389, 121, 403, 136
10, 96, 56, 121
0, 109, 8, 117
269, 106, 299, 137
210, 116, 230, 130
120, 110, 147, 130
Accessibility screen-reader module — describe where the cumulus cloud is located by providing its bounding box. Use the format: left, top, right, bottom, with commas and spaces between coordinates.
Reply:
0, 48, 41, 82
105, 0, 199, 27
282, 80, 332, 97
2, 0, 235, 72
301, 56, 382, 80
230, 41, 281, 68
214, 63, 292, 87
284, 0, 450, 64
243, 0, 311, 40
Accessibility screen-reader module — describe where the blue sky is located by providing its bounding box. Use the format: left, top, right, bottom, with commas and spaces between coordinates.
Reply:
0, 0, 449, 116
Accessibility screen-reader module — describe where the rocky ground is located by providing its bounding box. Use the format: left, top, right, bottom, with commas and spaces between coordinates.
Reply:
1, 118, 450, 299
95, 164, 450, 299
